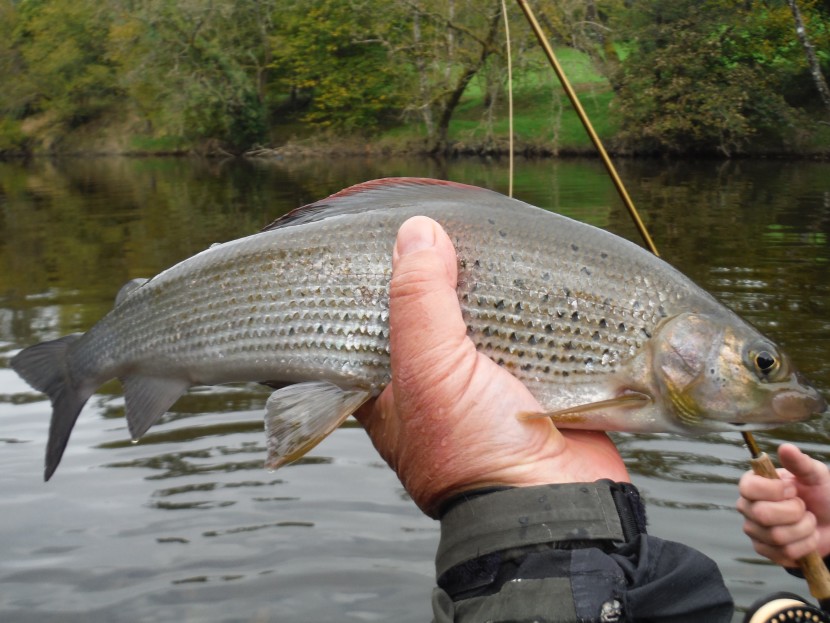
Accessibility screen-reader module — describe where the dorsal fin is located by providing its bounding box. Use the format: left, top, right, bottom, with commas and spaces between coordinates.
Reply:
260, 177, 489, 232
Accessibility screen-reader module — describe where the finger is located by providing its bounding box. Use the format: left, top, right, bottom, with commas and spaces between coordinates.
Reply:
778, 443, 829, 487
738, 470, 797, 503
752, 533, 820, 568
737, 496, 808, 528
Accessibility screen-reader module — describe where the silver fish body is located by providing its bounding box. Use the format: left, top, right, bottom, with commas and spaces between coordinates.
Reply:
11, 178, 826, 479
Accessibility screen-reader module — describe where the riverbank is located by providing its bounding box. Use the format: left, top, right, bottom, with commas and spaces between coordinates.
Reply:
6, 56, 830, 161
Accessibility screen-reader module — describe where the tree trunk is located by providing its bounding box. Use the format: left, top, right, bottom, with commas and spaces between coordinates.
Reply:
431, 7, 502, 153
786, 0, 830, 112
411, 9, 435, 139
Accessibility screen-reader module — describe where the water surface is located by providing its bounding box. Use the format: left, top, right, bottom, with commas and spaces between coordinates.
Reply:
1, 156, 829, 621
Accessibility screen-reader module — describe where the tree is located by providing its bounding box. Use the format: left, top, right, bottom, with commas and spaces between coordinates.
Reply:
611, 0, 814, 155
11, 0, 121, 132
397, 0, 505, 152
269, 0, 407, 133
107, 0, 271, 151
785, 0, 830, 112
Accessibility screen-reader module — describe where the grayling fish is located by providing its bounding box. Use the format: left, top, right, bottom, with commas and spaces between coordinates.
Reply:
11, 178, 826, 480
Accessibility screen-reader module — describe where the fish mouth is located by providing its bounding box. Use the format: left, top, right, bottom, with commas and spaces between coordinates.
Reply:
772, 389, 827, 422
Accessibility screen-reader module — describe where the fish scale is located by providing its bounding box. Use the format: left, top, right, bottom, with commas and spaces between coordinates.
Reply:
10, 177, 826, 480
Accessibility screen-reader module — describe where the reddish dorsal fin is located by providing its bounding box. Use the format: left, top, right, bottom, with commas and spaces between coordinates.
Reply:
260, 177, 484, 232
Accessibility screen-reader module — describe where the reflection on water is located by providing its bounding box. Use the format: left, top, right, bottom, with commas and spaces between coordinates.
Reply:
1, 156, 830, 621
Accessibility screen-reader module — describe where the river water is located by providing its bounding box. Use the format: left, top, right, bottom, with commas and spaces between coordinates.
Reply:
1, 155, 829, 622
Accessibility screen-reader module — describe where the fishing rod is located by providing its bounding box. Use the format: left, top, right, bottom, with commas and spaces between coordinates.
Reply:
512, 0, 830, 616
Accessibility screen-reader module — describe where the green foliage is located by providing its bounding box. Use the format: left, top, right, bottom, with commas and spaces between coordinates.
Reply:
13, 0, 120, 128
0, 118, 26, 153
611, 0, 825, 154
0, 0, 827, 155
270, 0, 406, 133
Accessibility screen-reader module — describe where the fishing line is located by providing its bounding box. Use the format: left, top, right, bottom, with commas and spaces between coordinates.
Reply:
501, 0, 514, 197
513, 0, 830, 611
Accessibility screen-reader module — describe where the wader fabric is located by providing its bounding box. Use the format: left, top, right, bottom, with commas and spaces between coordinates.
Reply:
431, 481, 734, 623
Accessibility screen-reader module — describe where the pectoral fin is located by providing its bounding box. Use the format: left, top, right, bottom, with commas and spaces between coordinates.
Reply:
518, 392, 652, 425
264, 381, 371, 470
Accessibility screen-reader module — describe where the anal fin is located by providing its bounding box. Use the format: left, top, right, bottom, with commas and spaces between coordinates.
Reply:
264, 381, 371, 470
120, 375, 191, 440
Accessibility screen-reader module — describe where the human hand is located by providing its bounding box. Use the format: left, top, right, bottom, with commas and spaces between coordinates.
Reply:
354, 216, 630, 518
737, 443, 830, 567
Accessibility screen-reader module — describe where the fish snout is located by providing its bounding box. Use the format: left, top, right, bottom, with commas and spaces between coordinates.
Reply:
772, 378, 828, 421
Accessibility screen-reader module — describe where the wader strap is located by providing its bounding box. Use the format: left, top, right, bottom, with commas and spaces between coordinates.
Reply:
436, 481, 642, 579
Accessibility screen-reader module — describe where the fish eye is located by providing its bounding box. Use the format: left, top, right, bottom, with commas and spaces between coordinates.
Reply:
753, 349, 780, 378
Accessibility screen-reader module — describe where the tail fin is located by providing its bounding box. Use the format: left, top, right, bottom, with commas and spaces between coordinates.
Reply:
10, 334, 94, 481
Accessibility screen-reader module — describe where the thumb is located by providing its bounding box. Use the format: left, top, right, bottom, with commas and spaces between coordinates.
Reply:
388, 216, 472, 389
779, 443, 828, 487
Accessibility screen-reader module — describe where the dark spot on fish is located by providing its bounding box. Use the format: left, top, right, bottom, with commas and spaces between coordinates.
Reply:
618, 322, 626, 332
521, 363, 532, 371
510, 332, 519, 342
549, 354, 559, 363
571, 243, 579, 252
536, 351, 544, 359
528, 335, 538, 346
592, 331, 600, 341
542, 293, 550, 303
482, 326, 492, 337
288, 327, 295, 336
564, 288, 571, 298
632, 300, 642, 311
601, 252, 608, 259
564, 341, 573, 351
317, 325, 324, 334
556, 310, 565, 319
499, 230, 507, 238
543, 365, 551, 373
462, 293, 469, 302
542, 272, 551, 281
459, 258, 467, 268
474, 259, 481, 268
571, 311, 579, 321
581, 266, 591, 276
488, 218, 495, 225
586, 357, 594, 365
497, 357, 505, 366
545, 323, 554, 333
641, 328, 652, 339
562, 371, 570, 378
495, 300, 505, 310
658, 305, 668, 318
599, 319, 608, 329
477, 296, 486, 306
513, 278, 525, 289
514, 301, 523, 312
